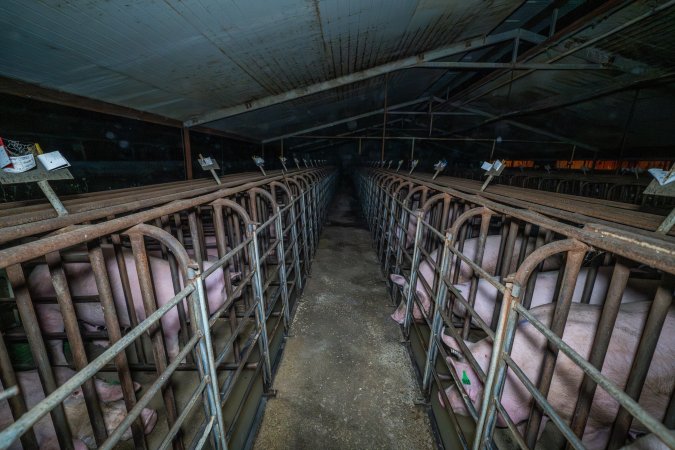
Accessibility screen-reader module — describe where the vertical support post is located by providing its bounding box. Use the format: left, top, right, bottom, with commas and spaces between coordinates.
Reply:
247, 223, 273, 389
381, 74, 388, 162
392, 199, 408, 276
383, 193, 399, 275
189, 267, 229, 450
428, 100, 433, 136
275, 209, 291, 329
298, 191, 311, 276
378, 190, 394, 264
289, 196, 303, 291
36, 180, 68, 216
422, 229, 453, 394
616, 89, 640, 173
280, 139, 284, 158
403, 209, 425, 337
182, 127, 193, 180
411, 138, 416, 160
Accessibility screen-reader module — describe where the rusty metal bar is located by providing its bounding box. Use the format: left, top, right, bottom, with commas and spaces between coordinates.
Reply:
607, 274, 675, 448
128, 234, 183, 450
5, 264, 74, 450
87, 241, 147, 449
44, 250, 108, 445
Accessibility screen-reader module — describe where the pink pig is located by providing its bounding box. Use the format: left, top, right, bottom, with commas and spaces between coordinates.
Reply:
439, 302, 674, 449
30, 246, 239, 363
0, 368, 156, 449
389, 236, 559, 324
452, 266, 654, 326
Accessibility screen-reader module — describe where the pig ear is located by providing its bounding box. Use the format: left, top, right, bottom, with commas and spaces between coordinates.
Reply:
447, 359, 480, 404
390, 274, 406, 286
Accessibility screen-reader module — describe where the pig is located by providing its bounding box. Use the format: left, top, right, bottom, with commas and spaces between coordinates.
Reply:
29, 246, 240, 364
389, 235, 560, 324
390, 249, 439, 324
620, 432, 675, 450
439, 302, 674, 449
0, 369, 157, 449
452, 266, 654, 326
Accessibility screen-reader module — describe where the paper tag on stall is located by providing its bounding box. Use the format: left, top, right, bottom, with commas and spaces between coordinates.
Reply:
434, 159, 448, 171
37, 151, 71, 171
481, 161, 493, 171
0, 138, 11, 169
648, 168, 675, 186
3, 153, 36, 173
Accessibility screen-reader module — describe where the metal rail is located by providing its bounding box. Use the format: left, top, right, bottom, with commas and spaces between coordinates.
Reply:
0, 167, 338, 450
357, 168, 674, 450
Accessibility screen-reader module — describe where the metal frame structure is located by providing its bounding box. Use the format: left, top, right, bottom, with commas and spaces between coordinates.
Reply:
0, 167, 337, 450
357, 167, 674, 450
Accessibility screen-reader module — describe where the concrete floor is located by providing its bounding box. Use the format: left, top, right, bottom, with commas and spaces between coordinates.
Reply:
253, 177, 434, 450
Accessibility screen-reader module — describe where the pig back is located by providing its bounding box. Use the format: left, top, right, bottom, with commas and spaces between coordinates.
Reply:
516, 302, 674, 434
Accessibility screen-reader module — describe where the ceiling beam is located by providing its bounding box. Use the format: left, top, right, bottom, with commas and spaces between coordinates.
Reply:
444, 70, 675, 137
0, 75, 181, 128
417, 62, 607, 70
437, 1, 674, 112
183, 29, 543, 127
261, 97, 430, 143
449, 105, 601, 153
0, 75, 259, 144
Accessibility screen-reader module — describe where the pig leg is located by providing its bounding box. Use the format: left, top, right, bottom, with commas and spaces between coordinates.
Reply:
160, 310, 182, 361
35, 304, 69, 365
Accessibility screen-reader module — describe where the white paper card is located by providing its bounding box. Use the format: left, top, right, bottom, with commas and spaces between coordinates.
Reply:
493, 160, 503, 171
3, 154, 36, 173
481, 161, 493, 171
0, 139, 10, 169
648, 168, 675, 186
37, 151, 71, 171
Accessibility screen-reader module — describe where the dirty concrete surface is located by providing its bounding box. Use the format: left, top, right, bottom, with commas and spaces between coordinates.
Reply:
253, 176, 434, 450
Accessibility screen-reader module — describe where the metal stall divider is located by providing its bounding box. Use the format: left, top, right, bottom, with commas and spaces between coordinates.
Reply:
0, 168, 336, 450
356, 167, 675, 450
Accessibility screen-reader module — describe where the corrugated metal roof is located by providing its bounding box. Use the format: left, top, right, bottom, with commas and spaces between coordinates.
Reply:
1, 0, 674, 154
0, 0, 521, 139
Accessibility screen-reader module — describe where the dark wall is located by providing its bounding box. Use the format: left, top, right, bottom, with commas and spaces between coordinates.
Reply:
0, 94, 259, 201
